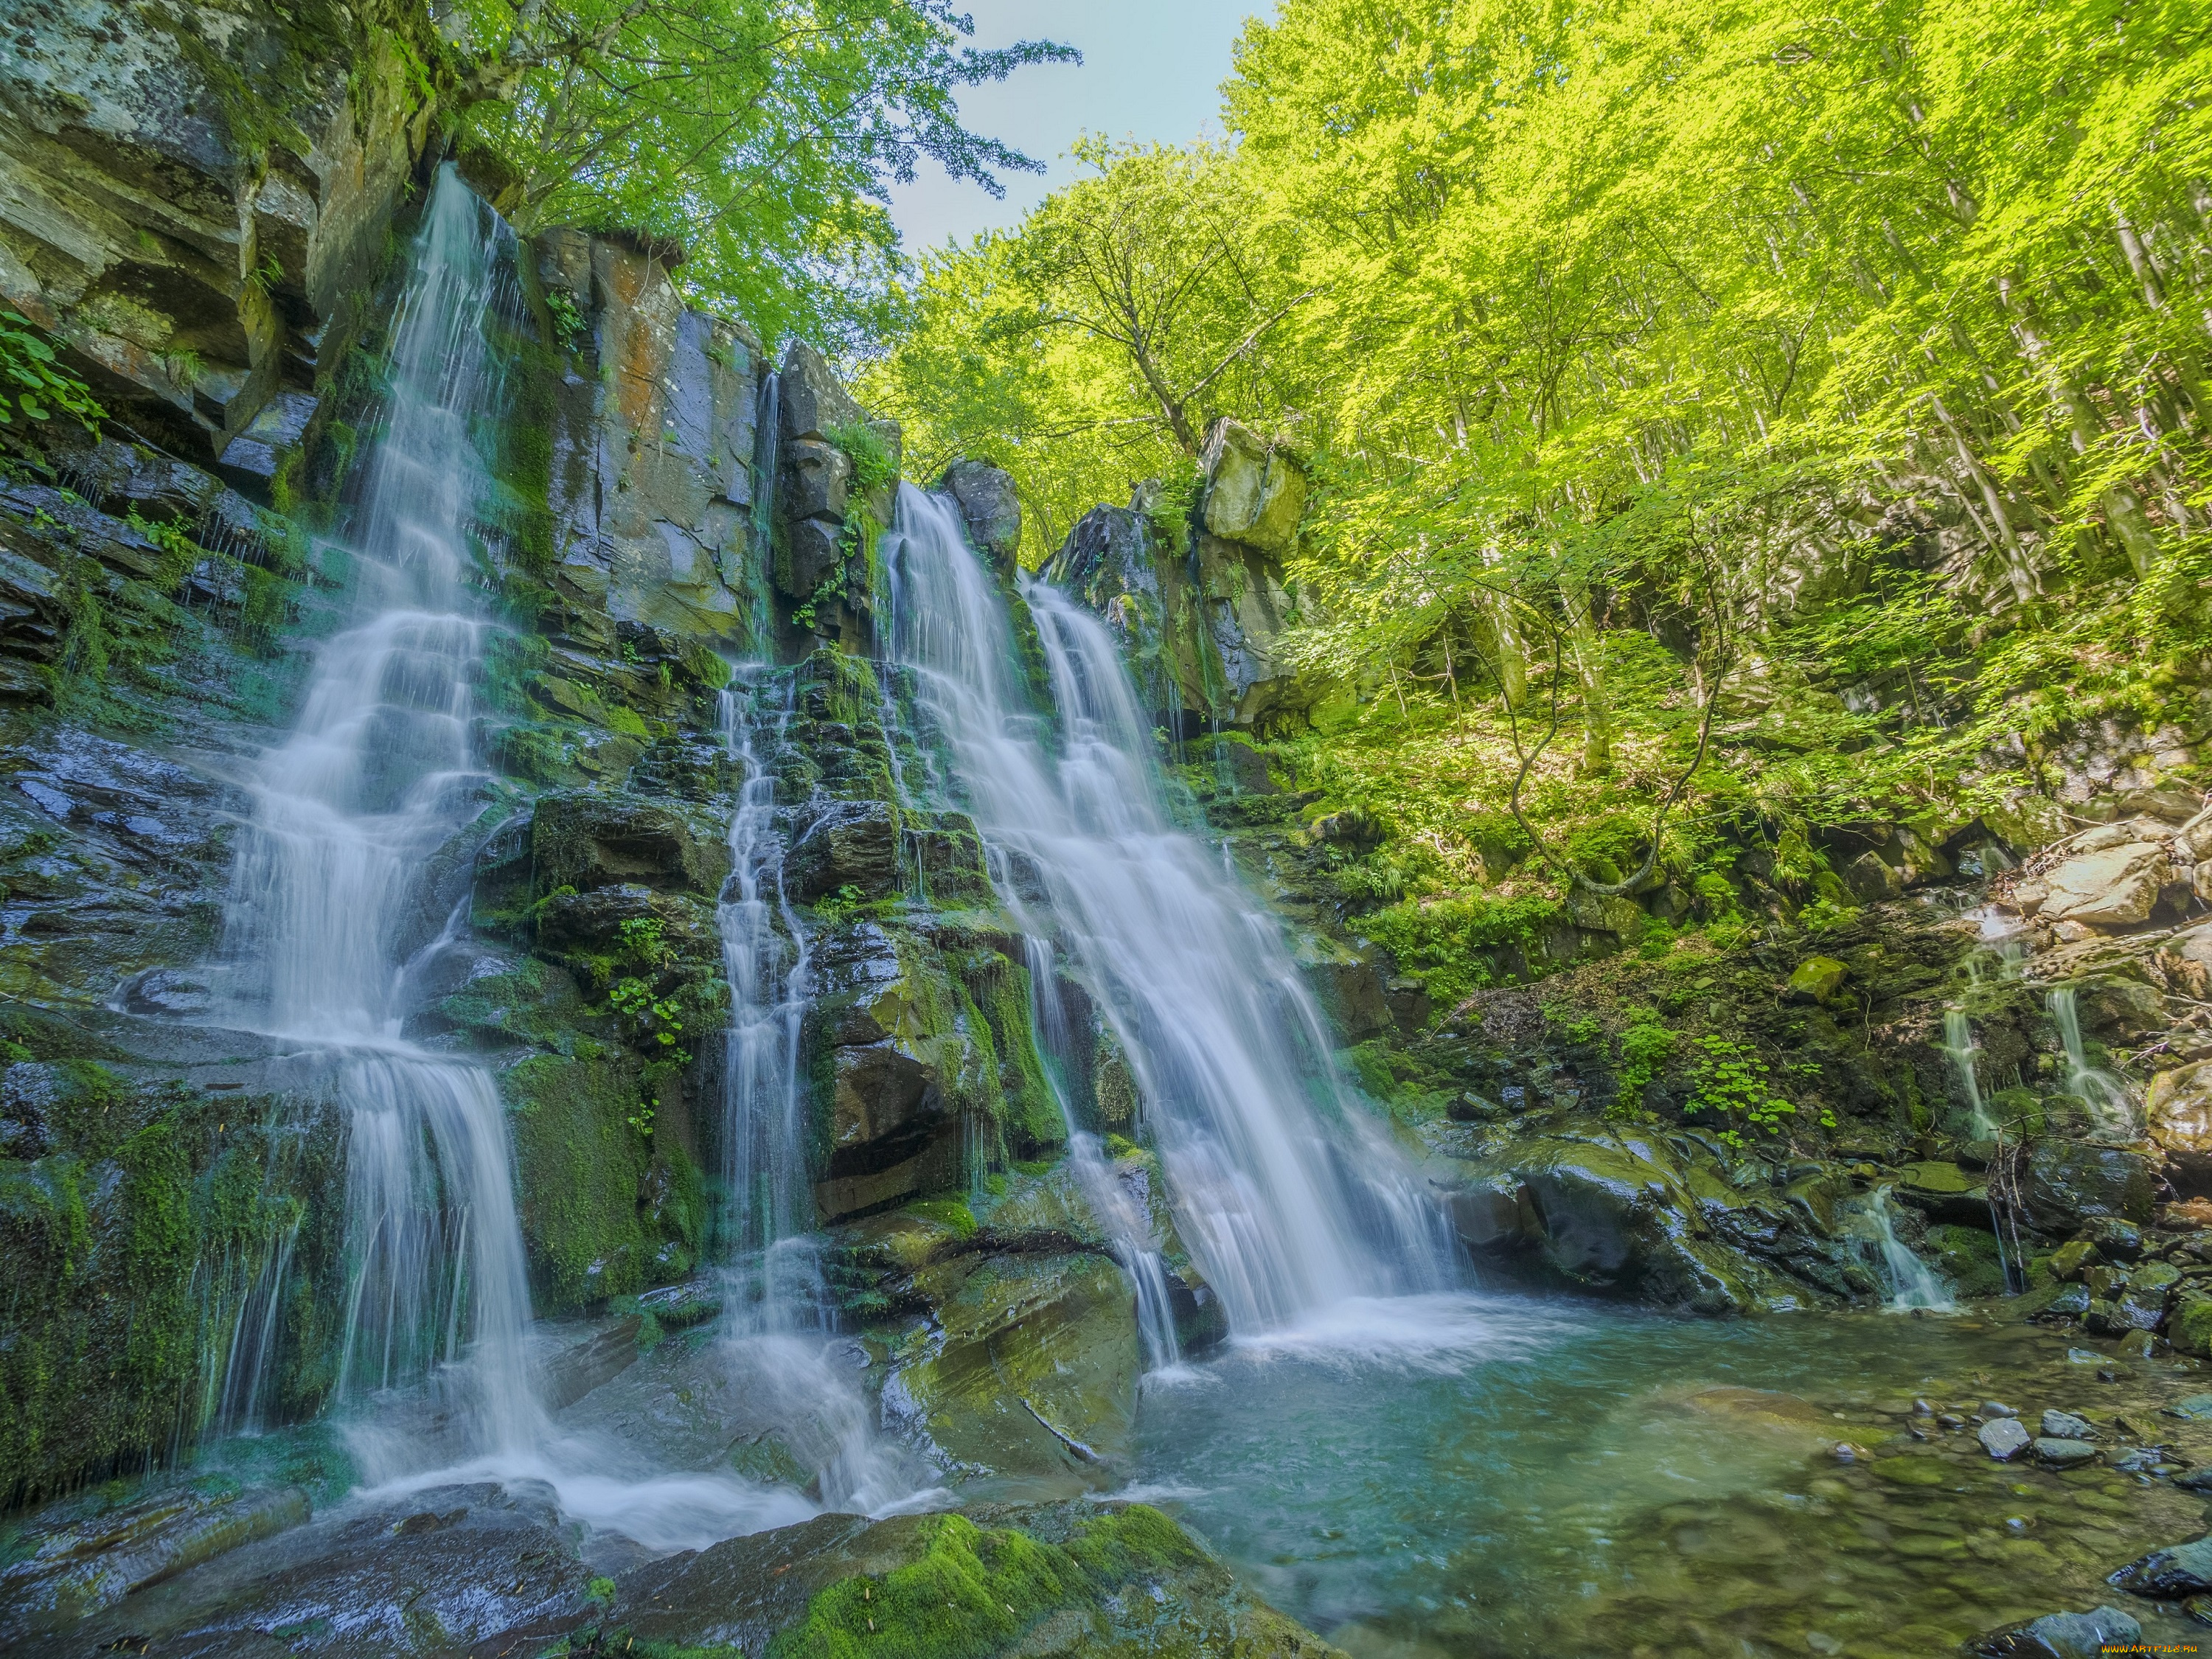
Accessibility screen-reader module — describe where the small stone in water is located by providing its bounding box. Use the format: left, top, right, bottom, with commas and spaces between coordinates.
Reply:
2004, 1515, 2034, 1533
2033, 1436, 2098, 1467
2042, 1409, 2096, 1439
2066, 1348, 2103, 1364
1938, 1412, 1968, 1430
2166, 1393, 2212, 1420
1978, 1417, 2032, 1460
1978, 1400, 2018, 1419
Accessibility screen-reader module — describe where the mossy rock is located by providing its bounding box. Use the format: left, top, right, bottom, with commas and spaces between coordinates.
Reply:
504, 1049, 700, 1311
1923, 1223, 2009, 1298
0, 1064, 345, 1503
605, 1502, 1343, 1658
892, 1252, 1138, 1481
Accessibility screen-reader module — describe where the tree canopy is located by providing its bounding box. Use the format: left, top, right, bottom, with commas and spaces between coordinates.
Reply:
863, 0, 2211, 901
444, 0, 1076, 349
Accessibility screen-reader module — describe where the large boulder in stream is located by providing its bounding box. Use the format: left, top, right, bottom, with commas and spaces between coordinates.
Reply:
585, 1503, 1344, 1658
49, 1482, 594, 1656
1427, 1130, 1837, 1312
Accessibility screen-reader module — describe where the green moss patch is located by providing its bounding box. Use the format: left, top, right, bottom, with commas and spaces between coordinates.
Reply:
768, 1506, 1209, 1659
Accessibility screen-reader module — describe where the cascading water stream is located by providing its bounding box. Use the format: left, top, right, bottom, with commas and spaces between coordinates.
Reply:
1849, 1187, 1956, 1312
717, 675, 822, 1326
883, 485, 1458, 1338
1939, 1009, 2000, 1140
1023, 934, 1186, 1374
214, 165, 543, 1465
711, 672, 939, 1516
2048, 987, 2136, 1139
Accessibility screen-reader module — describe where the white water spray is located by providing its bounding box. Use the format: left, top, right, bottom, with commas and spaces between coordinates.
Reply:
2048, 988, 2136, 1140
1850, 1187, 1955, 1312
214, 167, 543, 1465
711, 672, 941, 1515
1939, 1009, 1999, 1140
883, 486, 1457, 1337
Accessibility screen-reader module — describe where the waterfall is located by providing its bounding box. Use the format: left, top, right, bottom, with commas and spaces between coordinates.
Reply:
213, 165, 543, 1463
716, 675, 823, 1326
1023, 935, 1186, 1374
709, 672, 938, 1516
1939, 1009, 1999, 1139
1851, 1186, 1956, 1312
2048, 988, 2136, 1139
883, 484, 1457, 1335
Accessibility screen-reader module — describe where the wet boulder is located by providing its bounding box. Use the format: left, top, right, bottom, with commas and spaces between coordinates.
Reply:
597, 1503, 1340, 1658
56, 1482, 592, 1655
940, 459, 1023, 574
1891, 1159, 1993, 1227
2024, 1143, 2156, 1231
1965, 1604, 2143, 1658
532, 790, 731, 895
2110, 1536, 2212, 1599
0, 1485, 310, 1643
783, 799, 901, 902
2149, 1064, 2212, 1191
890, 1249, 1140, 1481
807, 922, 1061, 1220
532, 884, 717, 953
1432, 1131, 1810, 1314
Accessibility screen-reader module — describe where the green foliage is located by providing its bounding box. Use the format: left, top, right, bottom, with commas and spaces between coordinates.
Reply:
1610, 1015, 1677, 1121
827, 421, 898, 493
1686, 1036, 1796, 1147
544, 289, 589, 347
1365, 893, 1566, 1009
0, 311, 102, 432
445, 0, 1075, 352
859, 0, 2212, 950
814, 883, 867, 925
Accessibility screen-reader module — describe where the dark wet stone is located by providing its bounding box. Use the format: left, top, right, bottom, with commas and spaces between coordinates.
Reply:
2043, 1284, 2092, 1318
2042, 1409, 2096, 1439
1978, 1418, 2032, 1460
2110, 1536, 2212, 1598
2089, 1217, 2147, 1261
0, 1486, 310, 1644
2033, 1437, 2098, 1467
634, 1276, 724, 1329
60, 1482, 591, 1656
1965, 1604, 2143, 1658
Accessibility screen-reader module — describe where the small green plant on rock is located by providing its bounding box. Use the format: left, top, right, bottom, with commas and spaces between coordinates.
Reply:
824, 419, 897, 493
813, 883, 866, 925
1608, 1013, 1676, 1120
1, 310, 103, 431
1686, 1034, 1794, 1147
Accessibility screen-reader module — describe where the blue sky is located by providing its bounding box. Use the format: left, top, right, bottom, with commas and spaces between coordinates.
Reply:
886, 1, 1269, 253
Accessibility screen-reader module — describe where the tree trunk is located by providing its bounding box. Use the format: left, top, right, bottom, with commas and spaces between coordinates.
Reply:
1560, 579, 1613, 774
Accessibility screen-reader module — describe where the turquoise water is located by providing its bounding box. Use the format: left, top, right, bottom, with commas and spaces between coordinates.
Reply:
1132, 1293, 2210, 1658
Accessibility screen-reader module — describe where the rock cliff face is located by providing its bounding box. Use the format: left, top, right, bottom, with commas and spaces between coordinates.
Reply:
1044, 417, 1312, 735
0, 0, 439, 484
0, 38, 1161, 1503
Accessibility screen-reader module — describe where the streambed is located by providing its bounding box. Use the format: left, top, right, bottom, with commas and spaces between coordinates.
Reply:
1131, 1296, 2212, 1658
13, 1296, 2212, 1654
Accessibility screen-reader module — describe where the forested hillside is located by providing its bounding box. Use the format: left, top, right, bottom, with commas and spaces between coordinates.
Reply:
867, 0, 2211, 973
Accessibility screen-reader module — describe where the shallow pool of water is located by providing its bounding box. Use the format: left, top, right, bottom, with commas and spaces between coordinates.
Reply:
1130, 1293, 2211, 1658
